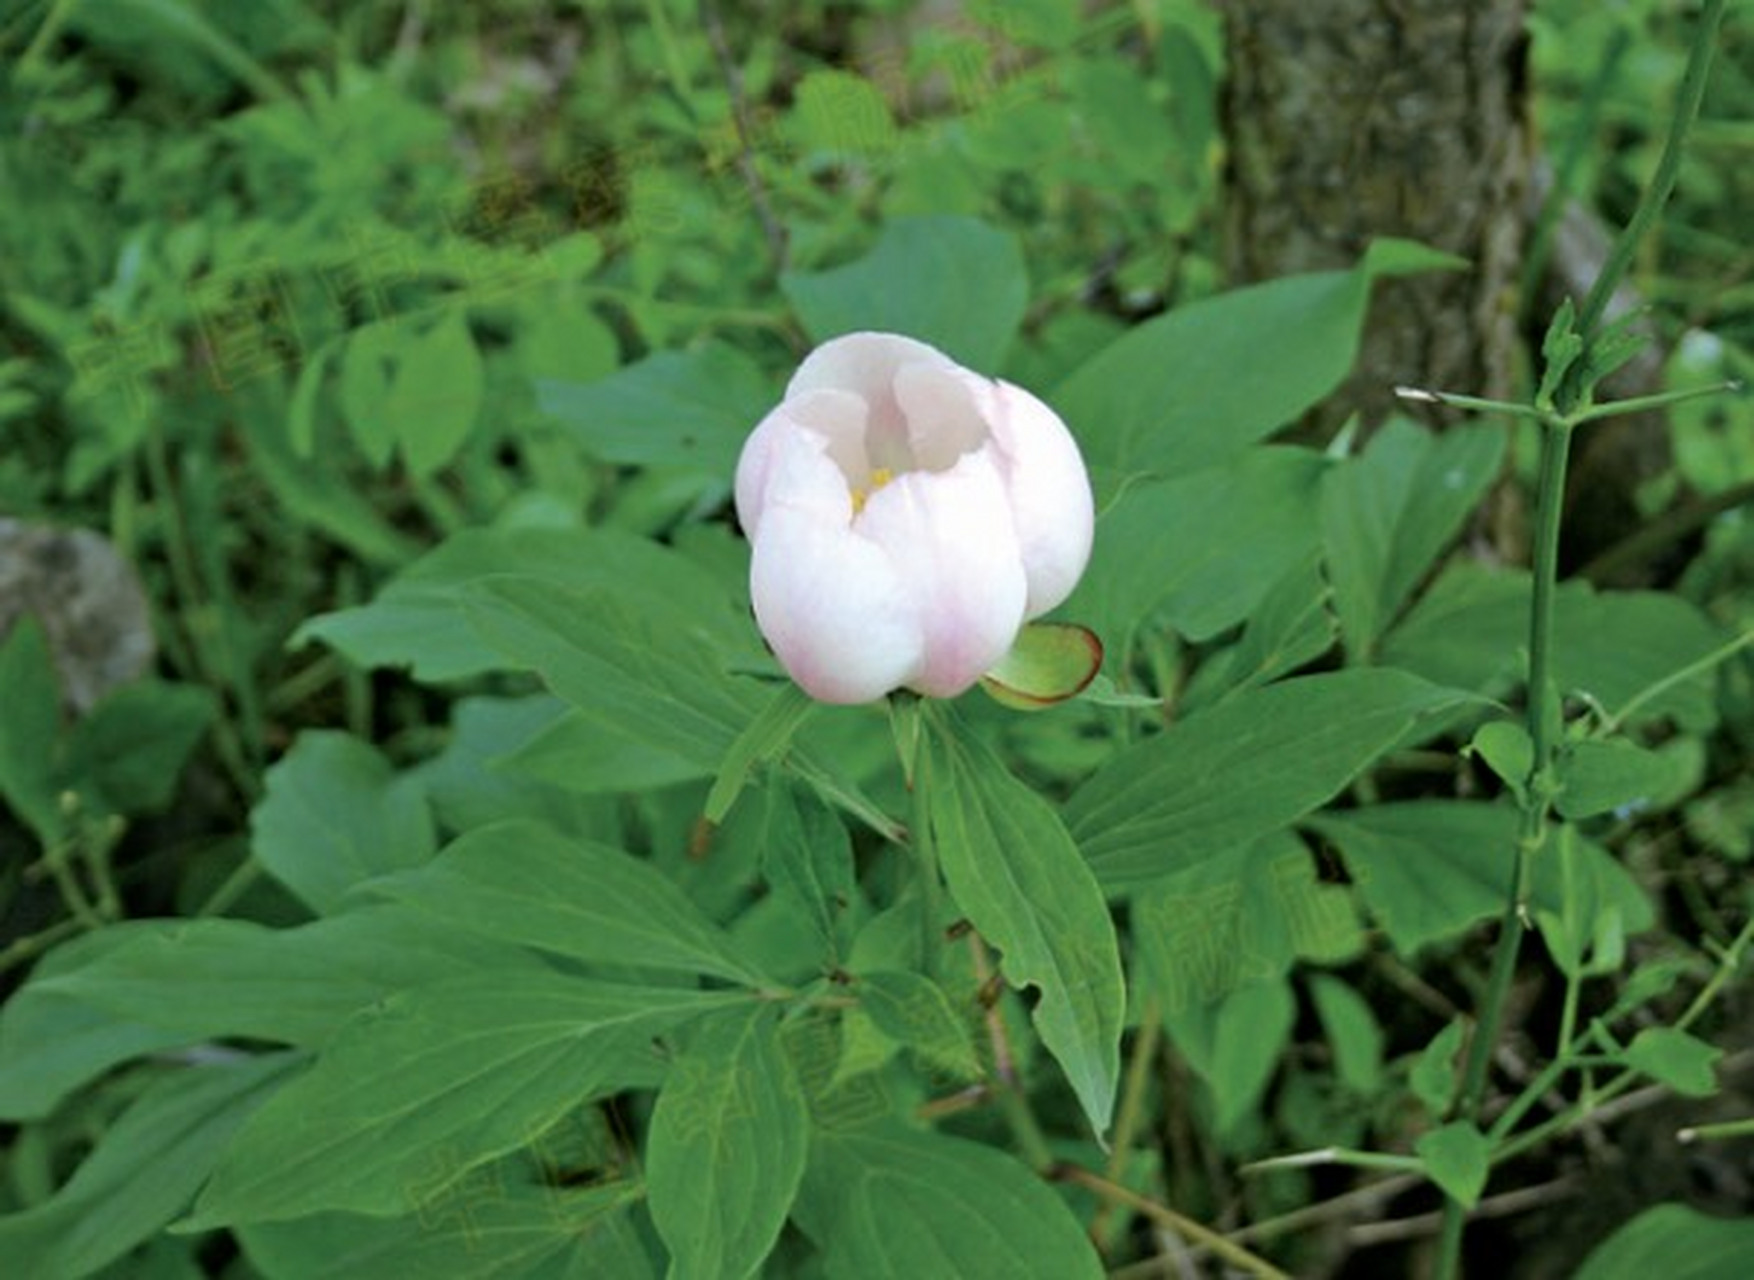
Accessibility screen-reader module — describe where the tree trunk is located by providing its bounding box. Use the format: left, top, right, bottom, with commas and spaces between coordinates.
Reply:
1219, 0, 1531, 439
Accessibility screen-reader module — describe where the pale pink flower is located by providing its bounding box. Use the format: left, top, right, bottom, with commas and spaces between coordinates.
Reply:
735, 332, 1094, 704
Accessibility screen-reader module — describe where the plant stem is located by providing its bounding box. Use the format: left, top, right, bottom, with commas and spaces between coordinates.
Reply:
1575, 0, 1727, 338
1433, 415, 1571, 1280
1054, 1164, 1292, 1280
1090, 1000, 1163, 1243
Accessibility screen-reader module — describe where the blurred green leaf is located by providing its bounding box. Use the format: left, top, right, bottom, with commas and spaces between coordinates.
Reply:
1416, 1121, 1491, 1209
64, 680, 216, 815
1573, 1202, 1754, 1280
1622, 1027, 1722, 1098
536, 341, 771, 479
0, 618, 63, 841
1410, 1017, 1467, 1115
0, 924, 199, 1121
1382, 566, 1727, 732
1310, 974, 1385, 1094
0, 1055, 297, 1280
1164, 977, 1297, 1136
782, 216, 1029, 371
24, 909, 512, 1051
1555, 738, 1693, 820
297, 527, 747, 685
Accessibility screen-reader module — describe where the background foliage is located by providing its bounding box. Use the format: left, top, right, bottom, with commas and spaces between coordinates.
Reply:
1, 1, 1750, 1277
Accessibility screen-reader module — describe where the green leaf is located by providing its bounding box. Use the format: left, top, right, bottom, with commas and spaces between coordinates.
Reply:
1468, 719, 1534, 804
239, 1179, 653, 1280
857, 970, 982, 1081
1415, 1121, 1491, 1209
1054, 240, 1463, 478
1573, 1202, 1754, 1280
189, 974, 747, 1225
1309, 802, 1653, 953
374, 820, 772, 987
1164, 977, 1297, 1135
795, 1125, 1104, 1280
250, 730, 436, 915
1185, 552, 1336, 707
1382, 566, 1728, 732
0, 1055, 297, 1279
1320, 419, 1506, 659
0, 924, 194, 1120
340, 313, 484, 477
1067, 669, 1475, 892
398, 310, 485, 477
26, 908, 515, 1050
646, 1006, 809, 1280
0, 617, 63, 841
739, 781, 856, 956
781, 216, 1029, 371
295, 526, 747, 684
927, 713, 1125, 1136
63, 679, 216, 814
465, 577, 761, 775
1310, 974, 1384, 1094
1132, 831, 1362, 1014
1410, 1017, 1467, 1115
1622, 1027, 1722, 1098
1555, 739, 1691, 820
536, 341, 771, 478
1066, 448, 1325, 659
493, 704, 707, 797
412, 695, 620, 832
705, 683, 815, 822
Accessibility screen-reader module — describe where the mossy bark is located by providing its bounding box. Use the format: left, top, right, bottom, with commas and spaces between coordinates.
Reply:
1219, 0, 1531, 440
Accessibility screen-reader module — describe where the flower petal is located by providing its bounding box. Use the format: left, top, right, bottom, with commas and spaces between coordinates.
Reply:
750, 504, 923, 704
789, 333, 957, 474
893, 361, 991, 471
855, 451, 1028, 697
987, 380, 1095, 616
734, 391, 867, 540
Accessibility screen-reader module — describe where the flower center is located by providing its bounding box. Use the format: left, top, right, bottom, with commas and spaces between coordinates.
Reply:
850, 467, 895, 516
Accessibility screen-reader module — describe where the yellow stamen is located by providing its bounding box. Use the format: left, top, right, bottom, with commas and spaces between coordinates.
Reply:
851, 467, 895, 516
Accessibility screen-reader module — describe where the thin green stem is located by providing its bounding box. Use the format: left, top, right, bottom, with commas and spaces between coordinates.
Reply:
1679, 1117, 1754, 1143
1434, 415, 1572, 1280
1494, 919, 1752, 1165
1571, 379, 1742, 425
1599, 626, 1754, 737
1575, 0, 1727, 339
1090, 1000, 1164, 1243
